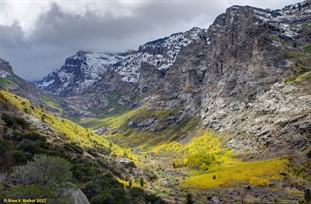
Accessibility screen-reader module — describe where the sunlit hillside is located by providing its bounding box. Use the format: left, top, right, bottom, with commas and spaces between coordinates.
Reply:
0, 89, 168, 204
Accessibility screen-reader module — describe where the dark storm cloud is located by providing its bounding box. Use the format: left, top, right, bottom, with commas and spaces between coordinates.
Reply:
28, 3, 151, 51
0, 1, 299, 81
2, 2, 221, 81
28, 2, 221, 51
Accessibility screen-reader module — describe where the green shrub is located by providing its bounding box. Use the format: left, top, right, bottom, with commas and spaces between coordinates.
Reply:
144, 194, 168, 203
140, 177, 144, 187
47, 146, 72, 160
91, 194, 115, 204
0, 139, 11, 155
24, 133, 46, 142
305, 189, 311, 204
82, 173, 127, 203
1, 113, 15, 127
1, 113, 28, 129
14, 117, 27, 128
111, 187, 126, 203
304, 45, 311, 53
186, 193, 194, 204
11, 130, 23, 141
17, 139, 49, 155
64, 142, 84, 154
129, 187, 145, 198
87, 148, 98, 157
5, 156, 73, 203
10, 150, 30, 165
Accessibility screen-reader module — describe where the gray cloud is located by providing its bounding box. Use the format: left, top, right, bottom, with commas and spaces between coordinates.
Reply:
0, 0, 300, 81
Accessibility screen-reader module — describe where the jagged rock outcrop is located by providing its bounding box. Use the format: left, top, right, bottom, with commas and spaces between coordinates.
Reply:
118, 158, 136, 168
0, 58, 14, 78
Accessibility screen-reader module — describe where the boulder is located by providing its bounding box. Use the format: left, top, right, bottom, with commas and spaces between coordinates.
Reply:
118, 158, 136, 168
67, 188, 90, 204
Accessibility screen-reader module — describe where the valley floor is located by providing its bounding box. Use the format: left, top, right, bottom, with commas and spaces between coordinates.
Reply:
131, 150, 306, 204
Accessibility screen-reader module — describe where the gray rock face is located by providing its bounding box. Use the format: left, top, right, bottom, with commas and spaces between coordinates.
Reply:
118, 158, 136, 168
68, 188, 90, 204
213, 82, 311, 154
0, 58, 14, 78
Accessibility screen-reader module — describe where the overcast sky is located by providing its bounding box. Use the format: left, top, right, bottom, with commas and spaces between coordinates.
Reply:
0, 0, 302, 81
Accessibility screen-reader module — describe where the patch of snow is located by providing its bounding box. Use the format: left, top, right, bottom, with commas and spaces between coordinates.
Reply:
58, 71, 74, 83
37, 79, 54, 88
253, 4, 311, 39
113, 27, 207, 83
271, 41, 282, 47
0, 70, 12, 78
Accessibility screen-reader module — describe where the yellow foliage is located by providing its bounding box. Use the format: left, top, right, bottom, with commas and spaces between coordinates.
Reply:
200, 163, 209, 171
0, 89, 133, 158
153, 129, 236, 170
149, 128, 291, 189
116, 178, 143, 188
182, 158, 290, 189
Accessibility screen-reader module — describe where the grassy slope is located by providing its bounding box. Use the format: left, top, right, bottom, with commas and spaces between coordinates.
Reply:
80, 104, 195, 148
0, 89, 131, 158
0, 89, 170, 204
284, 46, 311, 84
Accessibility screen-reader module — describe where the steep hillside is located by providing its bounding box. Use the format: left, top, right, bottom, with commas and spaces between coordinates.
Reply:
0, 58, 63, 113
0, 89, 168, 204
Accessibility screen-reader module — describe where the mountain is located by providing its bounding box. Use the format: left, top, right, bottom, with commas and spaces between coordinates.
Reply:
25, 1, 311, 203
35, 1, 311, 154
35, 27, 206, 97
33, 27, 208, 118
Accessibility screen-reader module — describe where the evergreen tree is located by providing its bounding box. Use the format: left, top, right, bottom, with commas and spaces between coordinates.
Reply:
305, 189, 311, 204
139, 177, 144, 187
186, 193, 194, 204
129, 180, 132, 187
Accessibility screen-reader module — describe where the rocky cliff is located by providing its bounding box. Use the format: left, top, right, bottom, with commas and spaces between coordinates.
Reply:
35, 1, 311, 156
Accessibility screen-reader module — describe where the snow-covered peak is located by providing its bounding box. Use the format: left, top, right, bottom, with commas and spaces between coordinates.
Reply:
253, 1, 311, 38
114, 27, 207, 83
35, 51, 127, 95
139, 27, 205, 51
35, 27, 207, 95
